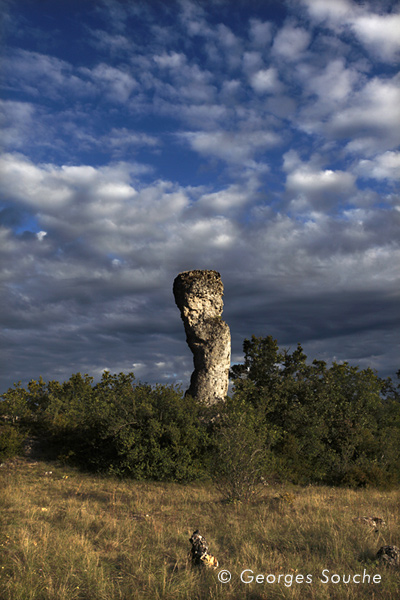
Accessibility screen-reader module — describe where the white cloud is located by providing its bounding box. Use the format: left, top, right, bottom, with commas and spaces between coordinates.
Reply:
0, 154, 145, 220
250, 67, 282, 93
199, 184, 255, 213
4, 50, 73, 97
108, 128, 159, 149
301, 0, 354, 24
150, 58, 216, 106
282, 149, 302, 172
284, 151, 356, 211
332, 76, 400, 152
288, 167, 355, 196
172, 103, 229, 129
4, 48, 140, 107
0, 153, 74, 210
355, 151, 400, 181
296, 72, 400, 156
181, 129, 281, 164
272, 24, 310, 60
304, 59, 359, 104
82, 63, 138, 103
3, 49, 99, 103
350, 13, 400, 61
179, 216, 237, 253
0, 100, 36, 149
154, 52, 186, 69
302, 0, 400, 61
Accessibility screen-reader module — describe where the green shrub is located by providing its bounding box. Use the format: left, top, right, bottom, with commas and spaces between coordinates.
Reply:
36, 372, 210, 482
0, 422, 25, 461
1, 343, 399, 490
230, 336, 400, 487
210, 397, 274, 501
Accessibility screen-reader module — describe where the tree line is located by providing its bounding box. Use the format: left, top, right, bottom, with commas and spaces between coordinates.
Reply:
1, 335, 400, 494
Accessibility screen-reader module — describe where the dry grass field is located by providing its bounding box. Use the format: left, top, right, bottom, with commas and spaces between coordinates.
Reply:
1, 457, 399, 600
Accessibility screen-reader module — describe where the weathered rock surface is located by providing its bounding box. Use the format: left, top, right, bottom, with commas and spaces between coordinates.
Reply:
376, 545, 400, 567
352, 516, 386, 532
173, 270, 231, 405
189, 530, 219, 568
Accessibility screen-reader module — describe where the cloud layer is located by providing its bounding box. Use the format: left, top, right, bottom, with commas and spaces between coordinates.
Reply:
1, 0, 399, 390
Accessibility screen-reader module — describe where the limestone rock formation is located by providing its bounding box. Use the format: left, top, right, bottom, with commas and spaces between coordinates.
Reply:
173, 270, 231, 405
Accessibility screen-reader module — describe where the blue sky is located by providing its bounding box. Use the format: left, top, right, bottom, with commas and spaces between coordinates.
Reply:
1, 0, 399, 392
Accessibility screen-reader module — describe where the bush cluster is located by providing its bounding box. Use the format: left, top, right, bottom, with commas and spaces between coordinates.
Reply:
1, 336, 400, 494
0, 372, 209, 481
230, 336, 400, 488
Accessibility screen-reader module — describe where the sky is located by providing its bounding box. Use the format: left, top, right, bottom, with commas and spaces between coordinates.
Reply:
1, 0, 399, 393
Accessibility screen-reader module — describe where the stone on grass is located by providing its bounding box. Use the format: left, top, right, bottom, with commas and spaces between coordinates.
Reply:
376, 545, 400, 567
352, 516, 386, 532
189, 530, 219, 568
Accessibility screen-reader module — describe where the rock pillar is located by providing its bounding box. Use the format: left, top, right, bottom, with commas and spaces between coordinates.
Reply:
173, 270, 231, 405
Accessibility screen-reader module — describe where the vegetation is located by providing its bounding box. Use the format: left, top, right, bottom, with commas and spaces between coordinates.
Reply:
1, 336, 399, 598
230, 336, 400, 489
1, 372, 209, 482
1, 459, 399, 600
1, 335, 400, 492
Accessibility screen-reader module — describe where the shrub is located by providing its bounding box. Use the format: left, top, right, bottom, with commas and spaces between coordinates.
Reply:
0, 422, 25, 461
230, 336, 400, 487
36, 372, 210, 482
210, 398, 273, 501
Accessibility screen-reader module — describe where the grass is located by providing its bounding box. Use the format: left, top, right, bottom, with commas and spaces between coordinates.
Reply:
1, 457, 399, 600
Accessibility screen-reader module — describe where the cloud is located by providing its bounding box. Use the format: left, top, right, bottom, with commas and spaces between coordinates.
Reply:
178, 0, 212, 38
181, 129, 281, 165
94, 0, 135, 33
1, 0, 400, 392
283, 151, 356, 211
301, 0, 400, 61
4, 48, 141, 111
300, 0, 355, 24
4, 49, 90, 100
296, 72, 400, 156
89, 29, 133, 54
249, 67, 282, 93
249, 18, 273, 47
332, 75, 400, 153
81, 63, 138, 103
355, 151, 400, 182
154, 52, 186, 69
197, 182, 258, 214
150, 55, 217, 107
302, 58, 359, 104
1, 149, 399, 390
351, 12, 400, 61
272, 23, 310, 60
107, 128, 160, 150
0, 100, 36, 149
